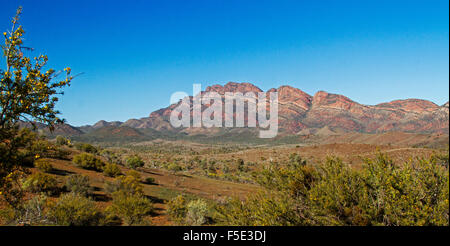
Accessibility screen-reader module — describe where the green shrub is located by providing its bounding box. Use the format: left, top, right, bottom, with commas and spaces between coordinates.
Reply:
34, 159, 53, 173
103, 163, 122, 177
167, 163, 182, 173
144, 176, 155, 184
186, 199, 208, 226
72, 153, 104, 171
126, 155, 145, 169
166, 195, 187, 224
65, 174, 91, 196
55, 135, 69, 146
216, 154, 449, 226
106, 191, 153, 225
74, 142, 98, 154
19, 194, 50, 225
49, 192, 102, 226
104, 171, 143, 196
22, 172, 58, 195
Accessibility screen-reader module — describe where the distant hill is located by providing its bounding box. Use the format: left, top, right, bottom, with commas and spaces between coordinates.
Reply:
25, 82, 449, 145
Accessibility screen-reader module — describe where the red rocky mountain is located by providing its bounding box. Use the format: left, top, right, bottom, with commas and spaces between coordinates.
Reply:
91, 82, 450, 136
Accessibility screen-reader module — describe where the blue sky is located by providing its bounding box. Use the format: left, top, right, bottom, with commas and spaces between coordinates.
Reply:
1, 0, 448, 126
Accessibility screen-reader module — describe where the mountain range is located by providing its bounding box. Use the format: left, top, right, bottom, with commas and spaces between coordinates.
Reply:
32, 82, 449, 144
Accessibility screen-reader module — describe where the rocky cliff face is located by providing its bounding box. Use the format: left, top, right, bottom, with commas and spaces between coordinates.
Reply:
85, 82, 449, 136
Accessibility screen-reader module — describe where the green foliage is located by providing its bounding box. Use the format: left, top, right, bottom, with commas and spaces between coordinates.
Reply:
0, 7, 72, 130
186, 199, 208, 225
72, 153, 104, 171
100, 149, 123, 165
104, 171, 143, 196
74, 142, 98, 154
106, 191, 153, 225
0, 7, 72, 221
55, 135, 69, 146
126, 155, 144, 169
144, 176, 155, 184
34, 159, 53, 173
167, 163, 182, 173
0, 193, 51, 225
102, 163, 121, 177
166, 195, 187, 224
236, 158, 245, 172
65, 174, 90, 197
15, 194, 50, 225
1, 128, 40, 174
27, 138, 70, 160
22, 172, 58, 195
216, 154, 449, 226
49, 192, 101, 226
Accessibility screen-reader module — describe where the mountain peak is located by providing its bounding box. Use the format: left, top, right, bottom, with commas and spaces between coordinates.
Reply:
376, 99, 439, 113
275, 85, 312, 111
205, 82, 263, 94
312, 91, 357, 110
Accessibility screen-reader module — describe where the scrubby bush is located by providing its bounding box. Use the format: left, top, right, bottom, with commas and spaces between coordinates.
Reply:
167, 163, 182, 173
215, 153, 449, 226
49, 192, 102, 226
24, 138, 71, 160
106, 191, 153, 225
22, 172, 58, 195
18, 194, 50, 225
186, 199, 208, 225
103, 163, 122, 177
1, 194, 51, 225
100, 149, 123, 165
55, 135, 69, 146
65, 174, 91, 197
144, 177, 155, 184
126, 155, 145, 169
74, 142, 98, 154
166, 195, 187, 224
104, 171, 143, 196
34, 160, 53, 173
72, 153, 104, 171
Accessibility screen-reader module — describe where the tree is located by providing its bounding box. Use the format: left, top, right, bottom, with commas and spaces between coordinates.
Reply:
1, 7, 73, 204
0, 7, 73, 130
126, 155, 145, 169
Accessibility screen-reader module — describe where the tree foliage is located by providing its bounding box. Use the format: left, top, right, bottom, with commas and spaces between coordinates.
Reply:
215, 153, 449, 226
0, 7, 72, 130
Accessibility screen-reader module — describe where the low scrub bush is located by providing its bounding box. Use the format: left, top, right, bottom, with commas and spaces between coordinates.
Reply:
186, 199, 208, 226
104, 171, 143, 196
126, 155, 145, 169
72, 153, 104, 171
215, 153, 449, 226
34, 159, 53, 173
103, 163, 122, 177
166, 195, 187, 224
106, 191, 153, 225
55, 135, 69, 146
74, 142, 98, 154
144, 177, 155, 184
49, 192, 102, 226
22, 172, 58, 195
65, 174, 91, 197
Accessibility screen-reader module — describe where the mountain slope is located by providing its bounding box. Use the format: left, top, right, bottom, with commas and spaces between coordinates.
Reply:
31, 82, 449, 141
118, 82, 448, 135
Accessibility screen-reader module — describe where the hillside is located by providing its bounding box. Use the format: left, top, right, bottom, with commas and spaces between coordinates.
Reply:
29, 82, 449, 145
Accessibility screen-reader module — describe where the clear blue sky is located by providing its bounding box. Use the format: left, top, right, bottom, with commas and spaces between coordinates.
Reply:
1, 0, 448, 126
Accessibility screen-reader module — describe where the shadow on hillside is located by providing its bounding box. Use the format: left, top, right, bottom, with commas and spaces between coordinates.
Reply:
145, 194, 165, 204
49, 168, 75, 176
149, 207, 165, 216
140, 170, 163, 176
91, 193, 111, 202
